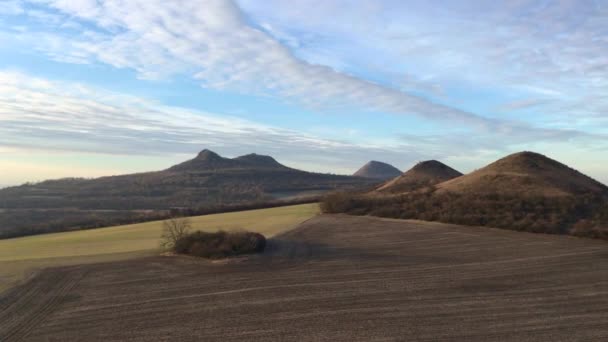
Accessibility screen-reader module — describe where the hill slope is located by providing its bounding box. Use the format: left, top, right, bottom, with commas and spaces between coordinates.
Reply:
0, 150, 376, 238
322, 151, 608, 239
1, 149, 375, 210
378, 160, 462, 193
437, 151, 608, 197
353, 161, 402, 180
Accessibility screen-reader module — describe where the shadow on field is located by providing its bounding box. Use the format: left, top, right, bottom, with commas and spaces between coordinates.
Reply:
263, 238, 334, 261
261, 236, 435, 266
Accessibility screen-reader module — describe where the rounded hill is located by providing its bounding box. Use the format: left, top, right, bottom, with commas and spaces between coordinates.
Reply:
378, 160, 462, 193
167, 149, 237, 171
437, 151, 608, 197
353, 161, 402, 180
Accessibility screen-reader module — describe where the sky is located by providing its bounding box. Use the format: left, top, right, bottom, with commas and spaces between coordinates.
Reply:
0, 0, 607, 187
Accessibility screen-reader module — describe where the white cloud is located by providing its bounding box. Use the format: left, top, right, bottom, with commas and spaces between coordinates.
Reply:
237, 0, 608, 130
0, 70, 426, 176
4, 0, 605, 137
9, 0, 604, 139
19, 0, 488, 125
0, 1, 24, 15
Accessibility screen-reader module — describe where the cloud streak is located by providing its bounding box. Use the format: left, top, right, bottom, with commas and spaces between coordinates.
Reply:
0, 70, 429, 173
14, 0, 495, 127
238, 0, 608, 130
7, 0, 603, 140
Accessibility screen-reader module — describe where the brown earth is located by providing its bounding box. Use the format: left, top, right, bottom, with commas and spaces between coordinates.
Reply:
2, 215, 608, 341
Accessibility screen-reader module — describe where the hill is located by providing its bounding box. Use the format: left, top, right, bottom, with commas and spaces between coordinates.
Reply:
378, 160, 462, 193
0, 150, 376, 238
322, 151, 608, 239
353, 161, 402, 180
437, 151, 608, 197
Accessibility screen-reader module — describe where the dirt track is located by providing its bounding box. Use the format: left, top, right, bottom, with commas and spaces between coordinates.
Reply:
2, 214, 608, 341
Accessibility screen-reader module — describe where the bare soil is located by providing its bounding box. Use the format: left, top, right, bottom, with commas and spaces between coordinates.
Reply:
2, 215, 608, 341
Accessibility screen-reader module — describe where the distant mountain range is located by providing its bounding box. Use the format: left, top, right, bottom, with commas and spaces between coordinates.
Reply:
0, 149, 377, 211
324, 151, 608, 240
4, 150, 607, 240
0, 149, 379, 238
168, 149, 291, 172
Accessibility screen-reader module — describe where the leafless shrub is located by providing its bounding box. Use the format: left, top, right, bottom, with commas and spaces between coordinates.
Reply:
160, 218, 192, 250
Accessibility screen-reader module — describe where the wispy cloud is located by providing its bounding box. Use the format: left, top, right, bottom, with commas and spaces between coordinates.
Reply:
0, 70, 428, 174
496, 99, 553, 112
4, 1, 604, 143
238, 0, 608, 129
0, 1, 23, 15
9, 0, 493, 126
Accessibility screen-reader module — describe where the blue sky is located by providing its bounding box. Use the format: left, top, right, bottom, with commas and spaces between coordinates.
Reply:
0, 0, 607, 186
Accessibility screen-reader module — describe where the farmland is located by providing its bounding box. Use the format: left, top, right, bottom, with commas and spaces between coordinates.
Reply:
2, 214, 607, 341
0, 203, 319, 293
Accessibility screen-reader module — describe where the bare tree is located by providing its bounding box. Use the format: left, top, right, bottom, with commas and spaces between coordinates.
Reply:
160, 218, 192, 251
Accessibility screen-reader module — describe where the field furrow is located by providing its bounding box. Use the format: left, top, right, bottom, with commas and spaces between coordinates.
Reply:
1, 214, 607, 341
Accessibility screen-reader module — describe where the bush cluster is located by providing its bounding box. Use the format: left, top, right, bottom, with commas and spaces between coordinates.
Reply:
321, 190, 608, 240
173, 230, 267, 259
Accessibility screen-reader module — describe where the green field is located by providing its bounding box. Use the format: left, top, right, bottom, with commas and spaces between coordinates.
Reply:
0, 203, 319, 293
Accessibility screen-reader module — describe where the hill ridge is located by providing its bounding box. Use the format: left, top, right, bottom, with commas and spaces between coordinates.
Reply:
168, 149, 289, 172
0, 148, 378, 238
233, 153, 289, 169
